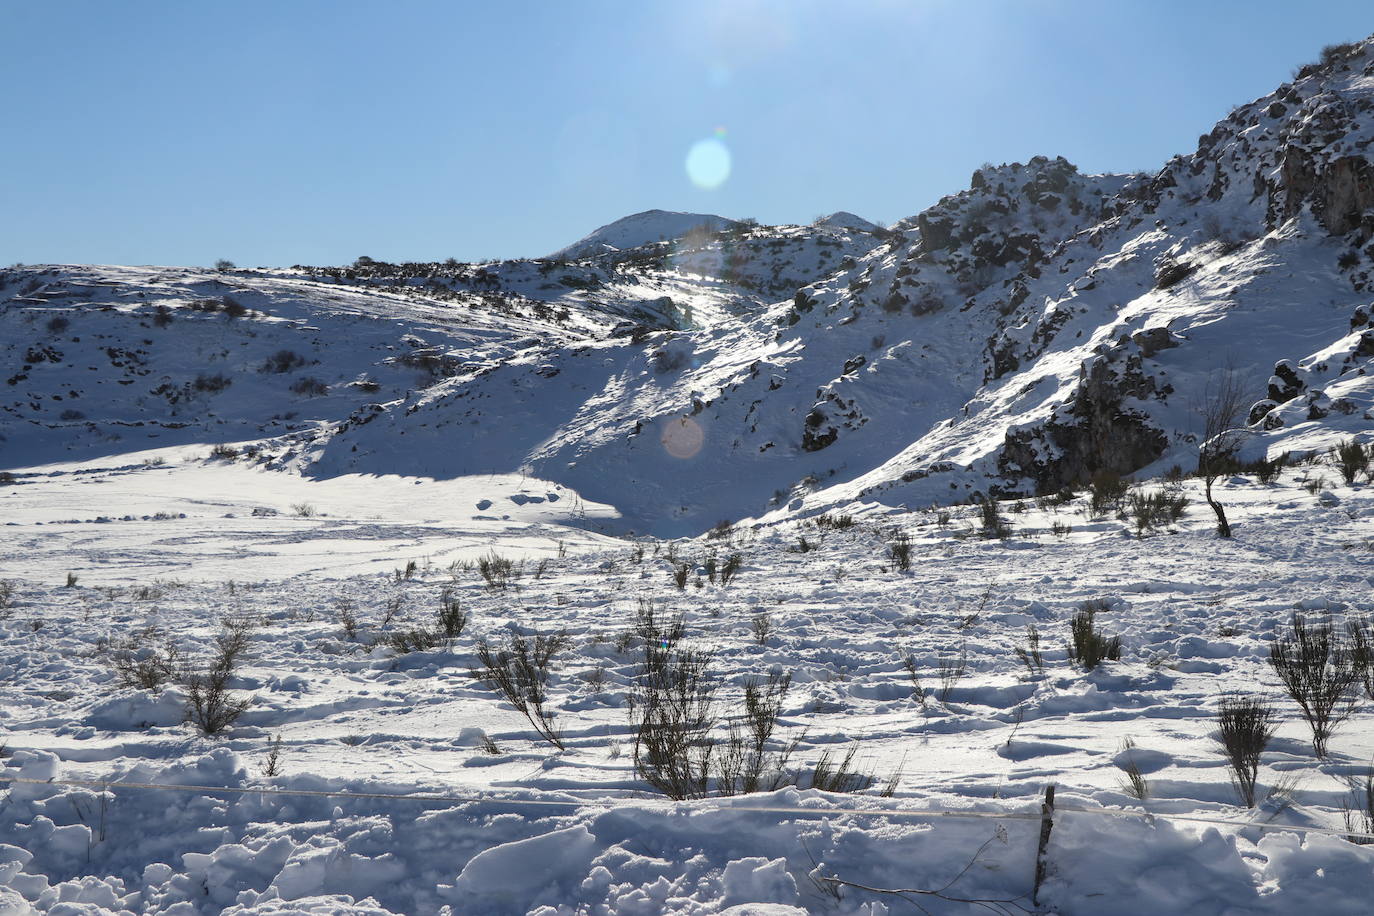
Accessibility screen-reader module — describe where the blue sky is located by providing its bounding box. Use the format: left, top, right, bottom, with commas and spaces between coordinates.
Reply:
4, 1, 1372, 267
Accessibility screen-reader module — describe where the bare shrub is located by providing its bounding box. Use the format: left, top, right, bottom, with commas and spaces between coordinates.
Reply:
112, 638, 181, 690
184, 623, 254, 736
1087, 470, 1129, 518
717, 672, 794, 796
1125, 487, 1189, 535
671, 559, 691, 590
1343, 767, 1374, 844
1118, 737, 1150, 800
476, 630, 569, 749
719, 552, 744, 585
1015, 624, 1045, 676
888, 532, 912, 572
209, 443, 240, 460
0, 580, 14, 613
804, 744, 876, 793
1216, 695, 1276, 807
814, 513, 855, 530
261, 733, 283, 777
630, 639, 717, 799
262, 350, 307, 374
1268, 614, 1360, 756
937, 641, 968, 702
336, 601, 359, 640
1196, 368, 1248, 537
1350, 617, 1374, 700
436, 587, 468, 639
478, 552, 520, 590
290, 377, 328, 397
977, 497, 1011, 539
1067, 600, 1121, 670
290, 502, 317, 518
900, 651, 927, 704
385, 627, 443, 653
750, 612, 773, 645
1332, 439, 1369, 486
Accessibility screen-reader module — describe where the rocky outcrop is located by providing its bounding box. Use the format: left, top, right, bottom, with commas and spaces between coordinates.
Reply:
997, 344, 1171, 493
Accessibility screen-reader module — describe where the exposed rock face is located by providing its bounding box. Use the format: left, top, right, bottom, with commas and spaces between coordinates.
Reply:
998, 344, 1170, 493
1268, 360, 1307, 402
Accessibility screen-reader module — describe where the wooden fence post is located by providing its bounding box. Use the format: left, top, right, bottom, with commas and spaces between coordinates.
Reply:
1032, 783, 1056, 907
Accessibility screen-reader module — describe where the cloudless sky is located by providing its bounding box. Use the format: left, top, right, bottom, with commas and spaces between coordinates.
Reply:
4, 1, 1372, 267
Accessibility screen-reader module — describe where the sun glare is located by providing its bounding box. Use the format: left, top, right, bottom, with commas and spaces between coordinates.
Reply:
685, 136, 731, 189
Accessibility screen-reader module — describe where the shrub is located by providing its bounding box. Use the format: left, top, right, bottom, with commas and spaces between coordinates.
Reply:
803, 744, 878, 794
888, 532, 912, 572
1332, 439, 1369, 486
716, 672, 794, 796
1154, 260, 1196, 289
1268, 614, 1360, 756
1251, 452, 1290, 485
290, 502, 317, 518
193, 373, 233, 394
153, 305, 173, 327
290, 377, 328, 397
214, 259, 235, 271
814, 513, 854, 530
1125, 488, 1189, 535
262, 350, 308, 374
475, 630, 569, 749
112, 639, 180, 690
750, 612, 772, 645
671, 559, 691, 590
1015, 624, 1045, 676
1344, 768, 1374, 844
1216, 695, 1276, 807
719, 552, 744, 585
478, 552, 519, 590
436, 588, 468, 639
1067, 600, 1121, 670
0, 579, 14, 612
1350, 617, 1374, 700
46, 316, 69, 334
900, 651, 927, 704
184, 623, 254, 736
630, 638, 716, 799
385, 627, 443, 653
209, 443, 240, 460
1087, 470, 1129, 518
0, 472, 15, 487
220, 296, 248, 318
1118, 737, 1150, 800
937, 641, 968, 702
977, 497, 1011, 539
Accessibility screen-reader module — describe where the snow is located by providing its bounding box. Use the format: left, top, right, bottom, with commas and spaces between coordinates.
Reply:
548, 210, 739, 260
4, 32, 1374, 916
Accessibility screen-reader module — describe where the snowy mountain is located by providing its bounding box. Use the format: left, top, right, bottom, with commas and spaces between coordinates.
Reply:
547, 209, 740, 260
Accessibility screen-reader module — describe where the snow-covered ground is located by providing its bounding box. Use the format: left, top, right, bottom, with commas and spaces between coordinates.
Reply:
2, 450, 1373, 913
6, 31, 1374, 916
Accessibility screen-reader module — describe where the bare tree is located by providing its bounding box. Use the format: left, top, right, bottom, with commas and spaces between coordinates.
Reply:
1195, 368, 1249, 538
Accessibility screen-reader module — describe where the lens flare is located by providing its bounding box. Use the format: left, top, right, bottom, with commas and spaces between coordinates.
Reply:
660, 417, 705, 460
685, 137, 731, 189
